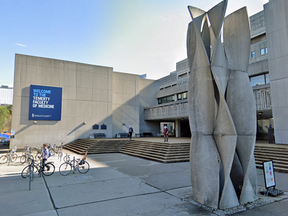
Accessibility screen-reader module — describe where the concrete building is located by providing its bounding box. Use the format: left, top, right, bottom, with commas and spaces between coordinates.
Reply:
11, 54, 159, 148
0, 85, 13, 105
145, 1, 288, 145
10, 0, 288, 148
264, 0, 288, 144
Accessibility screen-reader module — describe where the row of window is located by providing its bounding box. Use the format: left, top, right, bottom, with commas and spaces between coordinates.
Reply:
158, 95, 174, 104
158, 92, 187, 104
251, 47, 268, 59
158, 73, 269, 105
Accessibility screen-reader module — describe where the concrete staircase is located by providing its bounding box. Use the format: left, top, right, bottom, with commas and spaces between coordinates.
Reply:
63, 139, 288, 172
63, 139, 94, 154
63, 139, 128, 155
119, 140, 190, 163
254, 145, 288, 173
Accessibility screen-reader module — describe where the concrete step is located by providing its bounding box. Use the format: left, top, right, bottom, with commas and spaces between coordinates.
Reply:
120, 148, 189, 158
121, 151, 189, 163
120, 140, 190, 163
254, 145, 288, 173
63, 139, 288, 172
120, 148, 189, 159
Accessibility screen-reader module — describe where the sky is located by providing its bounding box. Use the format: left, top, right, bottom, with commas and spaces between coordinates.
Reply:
0, 0, 269, 87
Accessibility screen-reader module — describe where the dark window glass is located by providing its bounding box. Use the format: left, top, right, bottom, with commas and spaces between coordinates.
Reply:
167, 96, 174, 103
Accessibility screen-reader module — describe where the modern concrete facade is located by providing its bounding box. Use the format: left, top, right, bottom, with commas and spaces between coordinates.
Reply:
10, 0, 288, 147
11, 54, 158, 148
264, 0, 288, 144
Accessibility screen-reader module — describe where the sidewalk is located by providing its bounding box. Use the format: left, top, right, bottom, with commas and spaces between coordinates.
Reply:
0, 150, 288, 216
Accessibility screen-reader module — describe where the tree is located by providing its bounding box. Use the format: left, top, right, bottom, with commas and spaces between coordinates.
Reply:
0, 106, 10, 133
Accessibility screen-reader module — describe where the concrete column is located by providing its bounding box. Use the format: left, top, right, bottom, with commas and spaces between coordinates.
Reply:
175, 119, 181, 137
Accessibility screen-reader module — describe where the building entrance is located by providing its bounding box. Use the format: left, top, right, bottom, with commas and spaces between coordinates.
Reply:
256, 110, 273, 141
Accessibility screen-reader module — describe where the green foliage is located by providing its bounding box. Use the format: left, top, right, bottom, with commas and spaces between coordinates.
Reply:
0, 106, 11, 133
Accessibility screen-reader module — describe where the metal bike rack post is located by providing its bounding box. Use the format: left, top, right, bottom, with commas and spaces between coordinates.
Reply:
28, 159, 35, 190
73, 156, 75, 173
8, 150, 12, 166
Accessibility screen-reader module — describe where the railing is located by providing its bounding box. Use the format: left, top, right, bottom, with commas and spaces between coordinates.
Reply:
145, 86, 271, 120
144, 101, 188, 120
253, 87, 271, 110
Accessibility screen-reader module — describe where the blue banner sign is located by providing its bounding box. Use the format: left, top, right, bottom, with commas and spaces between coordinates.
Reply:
29, 85, 62, 121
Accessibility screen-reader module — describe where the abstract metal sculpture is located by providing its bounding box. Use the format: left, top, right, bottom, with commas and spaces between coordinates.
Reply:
187, 0, 257, 209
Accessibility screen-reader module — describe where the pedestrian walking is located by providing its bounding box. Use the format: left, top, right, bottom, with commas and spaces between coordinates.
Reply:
128, 126, 134, 140
164, 126, 169, 142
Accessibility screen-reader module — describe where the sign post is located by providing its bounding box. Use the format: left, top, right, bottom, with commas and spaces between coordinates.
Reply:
260, 161, 284, 197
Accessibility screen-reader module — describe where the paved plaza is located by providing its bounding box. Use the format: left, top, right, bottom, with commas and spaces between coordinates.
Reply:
0, 144, 288, 216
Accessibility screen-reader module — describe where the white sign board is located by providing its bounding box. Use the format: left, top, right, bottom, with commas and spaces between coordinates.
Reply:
263, 161, 276, 188
10, 129, 15, 139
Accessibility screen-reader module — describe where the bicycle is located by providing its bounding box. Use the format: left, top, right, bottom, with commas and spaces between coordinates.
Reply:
63, 153, 71, 162
0, 146, 18, 164
59, 156, 90, 176
20, 146, 34, 164
21, 158, 55, 178
32, 145, 42, 161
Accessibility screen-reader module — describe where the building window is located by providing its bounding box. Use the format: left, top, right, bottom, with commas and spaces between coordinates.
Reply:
177, 92, 188, 101
178, 73, 188, 79
183, 92, 187, 100
250, 73, 270, 86
158, 95, 174, 104
265, 73, 270, 84
260, 47, 268, 55
166, 95, 174, 103
93, 124, 99, 130
251, 51, 256, 59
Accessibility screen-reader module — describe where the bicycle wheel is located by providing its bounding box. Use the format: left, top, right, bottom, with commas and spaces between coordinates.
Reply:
0, 155, 8, 164
59, 162, 72, 176
78, 161, 90, 174
42, 163, 55, 176
20, 155, 26, 164
63, 155, 70, 162
21, 165, 38, 178
34, 153, 41, 161
11, 153, 18, 162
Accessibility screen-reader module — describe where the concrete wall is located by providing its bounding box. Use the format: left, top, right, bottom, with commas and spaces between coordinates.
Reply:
112, 72, 140, 136
11, 54, 160, 148
250, 11, 266, 38
11, 54, 113, 148
139, 79, 159, 135
264, 0, 288, 144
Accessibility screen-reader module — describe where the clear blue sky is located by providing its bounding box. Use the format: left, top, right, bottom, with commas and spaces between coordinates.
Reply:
0, 0, 268, 86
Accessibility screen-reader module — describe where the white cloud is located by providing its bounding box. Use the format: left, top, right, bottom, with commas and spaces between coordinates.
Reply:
15, 43, 26, 47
